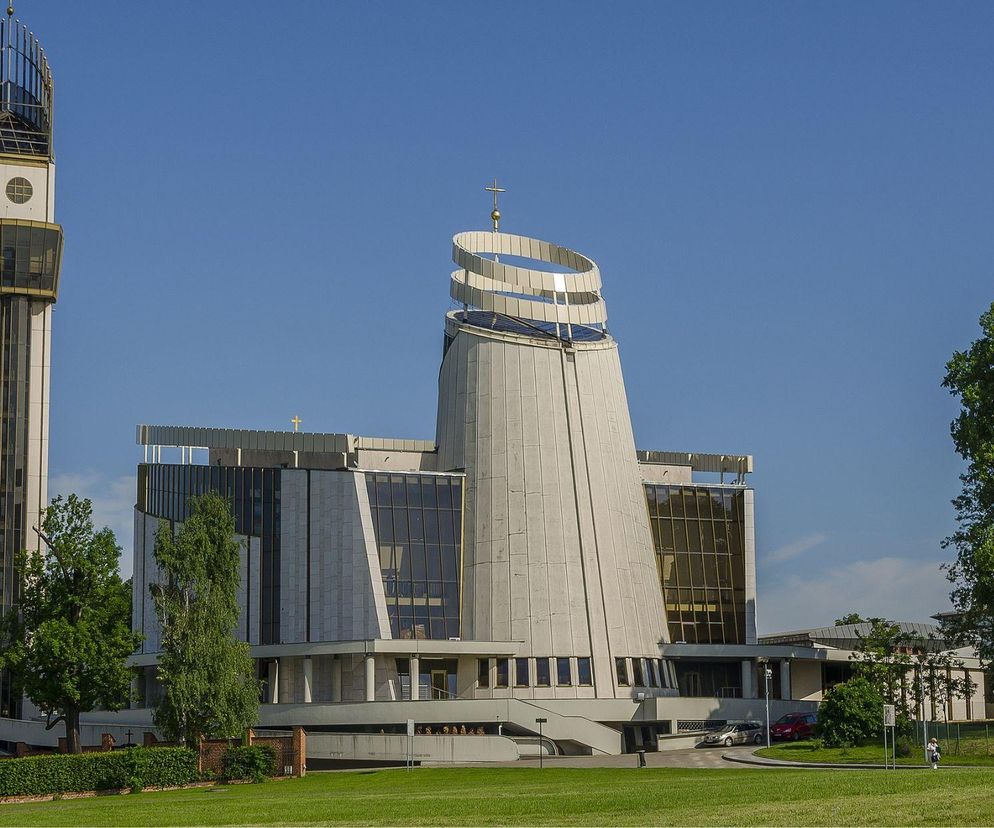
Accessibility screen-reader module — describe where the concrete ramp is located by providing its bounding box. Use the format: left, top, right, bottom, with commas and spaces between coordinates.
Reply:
503, 700, 623, 756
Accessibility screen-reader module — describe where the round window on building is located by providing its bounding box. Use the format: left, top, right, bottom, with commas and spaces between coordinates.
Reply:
5, 177, 32, 204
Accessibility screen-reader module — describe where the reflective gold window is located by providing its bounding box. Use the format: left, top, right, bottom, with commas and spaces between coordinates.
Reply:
646, 485, 747, 645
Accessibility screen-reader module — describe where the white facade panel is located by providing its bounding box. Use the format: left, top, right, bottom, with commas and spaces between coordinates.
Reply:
435, 323, 669, 700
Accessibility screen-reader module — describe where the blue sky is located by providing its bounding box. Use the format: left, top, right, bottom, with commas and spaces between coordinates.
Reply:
29, 1, 993, 631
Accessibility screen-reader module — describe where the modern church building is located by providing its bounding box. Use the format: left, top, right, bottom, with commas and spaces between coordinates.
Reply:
0, 9, 62, 719
118, 216, 979, 760
0, 9, 983, 760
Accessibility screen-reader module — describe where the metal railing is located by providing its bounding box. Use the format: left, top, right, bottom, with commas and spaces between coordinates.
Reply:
0, 16, 53, 157
913, 720, 994, 756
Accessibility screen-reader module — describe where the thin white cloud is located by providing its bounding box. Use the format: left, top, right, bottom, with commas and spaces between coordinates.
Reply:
765, 532, 828, 563
758, 556, 953, 634
48, 472, 135, 579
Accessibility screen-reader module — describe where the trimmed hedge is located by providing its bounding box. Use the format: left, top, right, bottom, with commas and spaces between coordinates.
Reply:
0, 747, 198, 796
221, 745, 276, 782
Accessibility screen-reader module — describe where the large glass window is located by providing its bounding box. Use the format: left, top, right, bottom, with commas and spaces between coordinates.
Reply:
138, 463, 282, 645
674, 661, 742, 697
536, 658, 551, 687
367, 472, 464, 640
647, 484, 747, 645
556, 657, 572, 686
478, 658, 490, 688
0, 221, 62, 295
616, 657, 629, 686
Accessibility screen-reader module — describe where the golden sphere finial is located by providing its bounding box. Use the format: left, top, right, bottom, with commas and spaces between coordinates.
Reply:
485, 179, 506, 232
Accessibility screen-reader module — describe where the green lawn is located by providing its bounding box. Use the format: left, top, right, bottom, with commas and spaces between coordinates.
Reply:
756, 739, 994, 767
1, 766, 994, 826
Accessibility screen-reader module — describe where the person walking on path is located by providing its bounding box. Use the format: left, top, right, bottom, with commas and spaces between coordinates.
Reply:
927, 737, 941, 770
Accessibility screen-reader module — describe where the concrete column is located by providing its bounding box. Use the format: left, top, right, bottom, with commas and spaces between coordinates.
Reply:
331, 657, 343, 702
303, 657, 313, 704
780, 660, 791, 701
268, 659, 280, 704
410, 656, 420, 701
364, 653, 376, 702
741, 660, 756, 699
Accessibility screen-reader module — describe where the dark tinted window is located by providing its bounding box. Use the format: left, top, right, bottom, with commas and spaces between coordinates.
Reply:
496, 658, 509, 688
367, 472, 465, 640
577, 657, 592, 686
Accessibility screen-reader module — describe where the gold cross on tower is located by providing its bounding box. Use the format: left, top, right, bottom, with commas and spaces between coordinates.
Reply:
291, 415, 302, 432
485, 178, 506, 232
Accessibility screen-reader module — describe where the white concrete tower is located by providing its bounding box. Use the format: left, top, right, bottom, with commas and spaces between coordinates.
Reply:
0, 4, 62, 711
435, 217, 669, 699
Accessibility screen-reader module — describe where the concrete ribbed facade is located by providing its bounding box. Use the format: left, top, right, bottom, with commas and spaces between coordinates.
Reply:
436, 230, 669, 699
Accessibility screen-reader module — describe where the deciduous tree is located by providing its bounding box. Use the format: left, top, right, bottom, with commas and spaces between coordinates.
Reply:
842, 615, 974, 731
0, 494, 141, 753
816, 677, 884, 747
942, 301, 994, 666
151, 492, 258, 747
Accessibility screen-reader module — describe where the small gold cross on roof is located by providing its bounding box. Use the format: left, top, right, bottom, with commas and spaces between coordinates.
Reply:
485, 178, 506, 231
291, 415, 302, 432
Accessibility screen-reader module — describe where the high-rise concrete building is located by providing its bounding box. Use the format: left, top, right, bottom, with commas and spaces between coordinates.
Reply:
0, 8, 63, 717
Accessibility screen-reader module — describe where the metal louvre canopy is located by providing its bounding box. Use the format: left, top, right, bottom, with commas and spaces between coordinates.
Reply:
637, 450, 753, 475
136, 424, 436, 455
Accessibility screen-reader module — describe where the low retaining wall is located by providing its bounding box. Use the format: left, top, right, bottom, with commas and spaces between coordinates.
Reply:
308, 732, 519, 765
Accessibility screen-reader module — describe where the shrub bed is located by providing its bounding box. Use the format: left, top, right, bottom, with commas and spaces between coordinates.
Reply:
0, 747, 197, 796
221, 745, 276, 782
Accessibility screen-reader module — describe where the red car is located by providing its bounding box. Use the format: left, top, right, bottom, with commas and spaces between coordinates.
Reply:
770, 712, 817, 741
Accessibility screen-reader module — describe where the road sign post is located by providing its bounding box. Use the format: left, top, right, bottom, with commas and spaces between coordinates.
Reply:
883, 705, 896, 769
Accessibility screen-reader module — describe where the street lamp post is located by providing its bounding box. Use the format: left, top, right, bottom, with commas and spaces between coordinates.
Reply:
536, 718, 548, 769
761, 661, 773, 748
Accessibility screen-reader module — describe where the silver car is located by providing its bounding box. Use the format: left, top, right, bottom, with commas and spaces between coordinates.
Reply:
701, 721, 765, 747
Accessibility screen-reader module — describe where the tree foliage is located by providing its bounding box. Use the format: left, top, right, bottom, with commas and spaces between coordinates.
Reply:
151, 492, 259, 746
942, 301, 994, 666
0, 495, 141, 753
815, 676, 885, 747
843, 614, 974, 732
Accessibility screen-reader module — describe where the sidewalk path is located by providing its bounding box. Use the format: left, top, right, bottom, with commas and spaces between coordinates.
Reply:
478, 745, 765, 770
